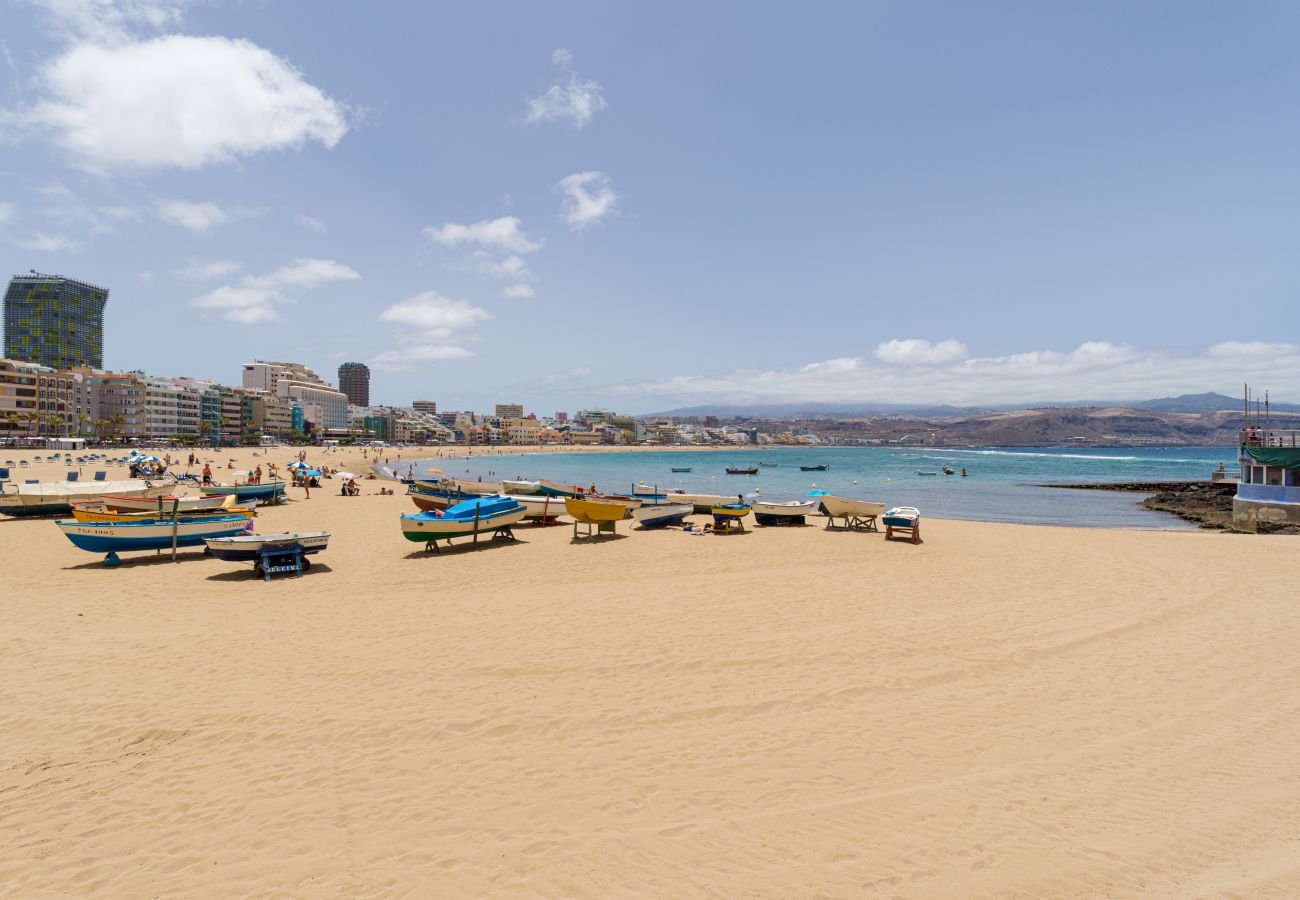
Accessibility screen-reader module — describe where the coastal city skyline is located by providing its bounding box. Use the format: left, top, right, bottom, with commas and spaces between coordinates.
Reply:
2, 1, 1300, 410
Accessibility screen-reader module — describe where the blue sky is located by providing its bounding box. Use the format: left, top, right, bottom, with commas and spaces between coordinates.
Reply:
1, 0, 1298, 412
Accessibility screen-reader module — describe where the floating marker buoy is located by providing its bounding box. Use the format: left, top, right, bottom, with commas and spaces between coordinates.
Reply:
853, 480, 858, 485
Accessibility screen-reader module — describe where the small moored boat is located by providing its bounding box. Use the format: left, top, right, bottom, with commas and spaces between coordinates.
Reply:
726, 467, 759, 475
670, 467, 692, 473
799, 464, 829, 471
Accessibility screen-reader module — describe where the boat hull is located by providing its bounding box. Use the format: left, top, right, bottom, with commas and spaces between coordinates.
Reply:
0, 480, 171, 517
69, 504, 254, 523
670, 492, 739, 513
632, 503, 692, 528
100, 493, 232, 512
56, 516, 252, 553
204, 532, 331, 561
538, 480, 583, 498
564, 497, 629, 524
501, 480, 541, 495
512, 494, 569, 519
819, 496, 885, 519
400, 505, 526, 542
752, 500, 818, 525
200, 482, 287, 502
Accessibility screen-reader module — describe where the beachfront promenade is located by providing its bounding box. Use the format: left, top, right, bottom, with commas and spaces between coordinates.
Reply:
2, 446, 1298, 896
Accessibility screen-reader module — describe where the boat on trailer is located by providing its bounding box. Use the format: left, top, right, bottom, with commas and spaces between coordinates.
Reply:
710, 503, 751, 532
204, 531, 331, 563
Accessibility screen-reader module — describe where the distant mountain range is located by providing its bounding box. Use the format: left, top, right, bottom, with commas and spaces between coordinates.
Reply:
641, 392, 1300, 419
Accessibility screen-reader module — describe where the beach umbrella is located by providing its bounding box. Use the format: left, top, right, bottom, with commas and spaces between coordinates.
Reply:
134, 455, 161, 462
287, 461, 311, 469
806, 489, 831, 497
302, 469, 322, 477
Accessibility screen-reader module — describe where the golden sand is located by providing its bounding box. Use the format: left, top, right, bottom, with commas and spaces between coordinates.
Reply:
2, 447, 1299, 897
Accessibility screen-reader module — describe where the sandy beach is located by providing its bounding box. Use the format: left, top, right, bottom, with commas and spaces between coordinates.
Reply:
2, 446, 1299, 897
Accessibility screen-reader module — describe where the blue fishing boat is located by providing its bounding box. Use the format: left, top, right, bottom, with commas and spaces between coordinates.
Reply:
400, 496, 526, 550
56, 514, 253, 554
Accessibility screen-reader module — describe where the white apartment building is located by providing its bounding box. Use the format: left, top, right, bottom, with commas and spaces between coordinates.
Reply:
242, 360, 348, 431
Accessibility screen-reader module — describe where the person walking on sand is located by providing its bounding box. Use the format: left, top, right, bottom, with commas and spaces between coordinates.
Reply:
202, 463, 212, 486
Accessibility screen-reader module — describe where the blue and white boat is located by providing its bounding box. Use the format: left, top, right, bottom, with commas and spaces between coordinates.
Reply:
632, 502, 692, 528
56, 514, 253, 554
400, 496, 526, 545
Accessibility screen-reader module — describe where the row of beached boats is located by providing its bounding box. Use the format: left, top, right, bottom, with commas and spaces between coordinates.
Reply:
399, 478, 920, 544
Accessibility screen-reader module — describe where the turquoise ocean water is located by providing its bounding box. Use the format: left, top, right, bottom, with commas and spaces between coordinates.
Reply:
395, 446, 1238, 529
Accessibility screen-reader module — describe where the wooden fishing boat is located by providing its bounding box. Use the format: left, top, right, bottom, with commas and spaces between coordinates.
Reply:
915, 470, 938, 476
98, 493, 238, 512
453, 478, 503, 495
670, 467, 692, 473
537, 479, 585, 498
69, 501, 255, 523
199, 481, 288, 503
751, 499, 819, 526
590, 492, 644, 513
55, 514, 253, 555
0, 479, 171, 517
564, 496, 629, 524
512, 493, 568, 520
501, 479, 541, 494
819, 495, 885, 531
407, 484, 476, 511
399, 496, 526, 548
632, 502, 692, 528
710, 502, 751, 532
669, 492, 739, 513
725, 467, 758, 475
759, 462, 777, 467
883, 506, 922, 543
799, 464, 828, 471
203, 531, 331, 562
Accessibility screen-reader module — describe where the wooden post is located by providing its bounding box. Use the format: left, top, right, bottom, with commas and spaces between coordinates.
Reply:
170, 497, 180, 561
472, 502, 481, 546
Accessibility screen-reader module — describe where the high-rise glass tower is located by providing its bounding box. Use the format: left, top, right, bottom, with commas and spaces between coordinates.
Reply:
3, 273, 108, 369
338, 361, 370, 406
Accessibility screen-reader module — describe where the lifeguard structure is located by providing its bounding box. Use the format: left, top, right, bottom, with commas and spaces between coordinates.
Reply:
1234, 386, 1300, 532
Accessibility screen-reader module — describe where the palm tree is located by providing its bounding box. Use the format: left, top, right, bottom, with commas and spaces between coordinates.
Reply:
110, 415, 125, 442
2, 412, 19, 435
47, 414, 65, 436
76, 413, 90, 436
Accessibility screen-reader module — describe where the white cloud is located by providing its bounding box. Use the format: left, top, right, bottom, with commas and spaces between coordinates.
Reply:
370, 344, 474, 372
460, 252, 534, 280
378, 291, 490, 336
11, 34, 348, 173
175, 258, 241, 280
523, 50, 607, 129
33, 0, 190, 43
425, 216, 541, 254
501, 283, 535, 299
16, 231, 79, 252
295, 212, 327, 233
602, 340, 1300, 406
874, 338, 969, 366
0, 202, 15, 224
557, 170, 617, 229
192, 257, 359, 324
156, 198, 253, 232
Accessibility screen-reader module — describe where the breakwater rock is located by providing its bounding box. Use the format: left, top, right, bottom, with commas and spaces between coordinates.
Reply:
1040, 480, 1249, 531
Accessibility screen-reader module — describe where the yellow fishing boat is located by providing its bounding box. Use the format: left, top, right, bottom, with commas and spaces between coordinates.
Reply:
564, 496, 629, 539
69, 502, 256, 523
